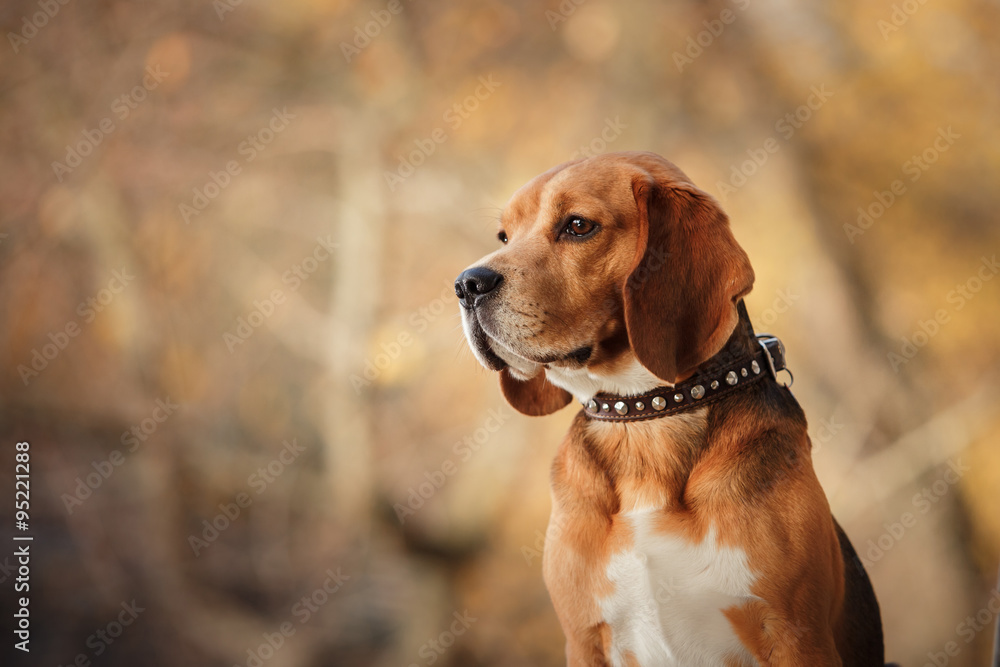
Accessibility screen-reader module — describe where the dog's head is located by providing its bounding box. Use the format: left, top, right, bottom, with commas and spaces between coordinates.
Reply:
455, 151, 754, 415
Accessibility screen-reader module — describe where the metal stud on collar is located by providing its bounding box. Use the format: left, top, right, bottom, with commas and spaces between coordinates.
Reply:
584, 334, 789, 422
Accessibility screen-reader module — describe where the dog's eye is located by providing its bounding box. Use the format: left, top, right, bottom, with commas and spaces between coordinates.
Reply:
497, 230, 508, 244
562, 217, 597, 238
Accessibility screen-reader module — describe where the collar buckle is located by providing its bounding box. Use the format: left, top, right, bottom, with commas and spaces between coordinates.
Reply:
756, 333, 792, 388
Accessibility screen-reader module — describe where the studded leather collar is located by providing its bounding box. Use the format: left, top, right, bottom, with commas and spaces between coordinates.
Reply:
583, 334, 789, 422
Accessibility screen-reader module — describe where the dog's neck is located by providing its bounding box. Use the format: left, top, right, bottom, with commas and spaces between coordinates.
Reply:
545, 302, 760, 404
570, 305, 764, 512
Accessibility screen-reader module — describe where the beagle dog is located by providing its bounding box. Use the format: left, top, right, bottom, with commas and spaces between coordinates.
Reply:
454, 152, 887, 666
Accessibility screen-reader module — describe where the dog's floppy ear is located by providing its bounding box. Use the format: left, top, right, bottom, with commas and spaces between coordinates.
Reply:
499, 367, 572, 416
624, 175, 754, 383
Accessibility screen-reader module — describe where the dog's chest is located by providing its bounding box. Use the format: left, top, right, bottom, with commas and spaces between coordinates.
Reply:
598, 509, 760, 667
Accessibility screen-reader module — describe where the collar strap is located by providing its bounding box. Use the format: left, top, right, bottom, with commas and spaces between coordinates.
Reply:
583, 334, 789, 422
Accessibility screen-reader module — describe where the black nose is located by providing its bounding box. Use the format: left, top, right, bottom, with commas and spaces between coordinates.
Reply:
455, 267, 503, 309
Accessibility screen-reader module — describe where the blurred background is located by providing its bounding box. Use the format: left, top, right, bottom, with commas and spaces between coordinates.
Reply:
1, 0, 999, 665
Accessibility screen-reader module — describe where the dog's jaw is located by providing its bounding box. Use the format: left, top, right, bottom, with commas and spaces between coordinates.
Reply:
544, 356, 664, 403
462, 305, 663, 402
460, 312, 508, 372
489, 337, 544, 380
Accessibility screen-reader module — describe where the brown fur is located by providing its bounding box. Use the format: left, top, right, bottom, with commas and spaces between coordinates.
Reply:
457, 152, 885, 665
625, 161, 755, 383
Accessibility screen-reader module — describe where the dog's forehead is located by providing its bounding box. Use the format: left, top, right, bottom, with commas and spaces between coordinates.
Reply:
502, 157, 639, 229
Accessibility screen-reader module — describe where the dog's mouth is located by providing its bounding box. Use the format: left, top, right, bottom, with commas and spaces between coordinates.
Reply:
534, 346, 593, 366
463, 307, 593, 373
466, 313, 508, 372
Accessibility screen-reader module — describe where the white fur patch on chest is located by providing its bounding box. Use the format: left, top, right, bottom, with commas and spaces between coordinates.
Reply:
599, 511, 760, 667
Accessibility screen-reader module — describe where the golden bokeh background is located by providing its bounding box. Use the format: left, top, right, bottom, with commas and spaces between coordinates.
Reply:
1, 0, 999, 665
